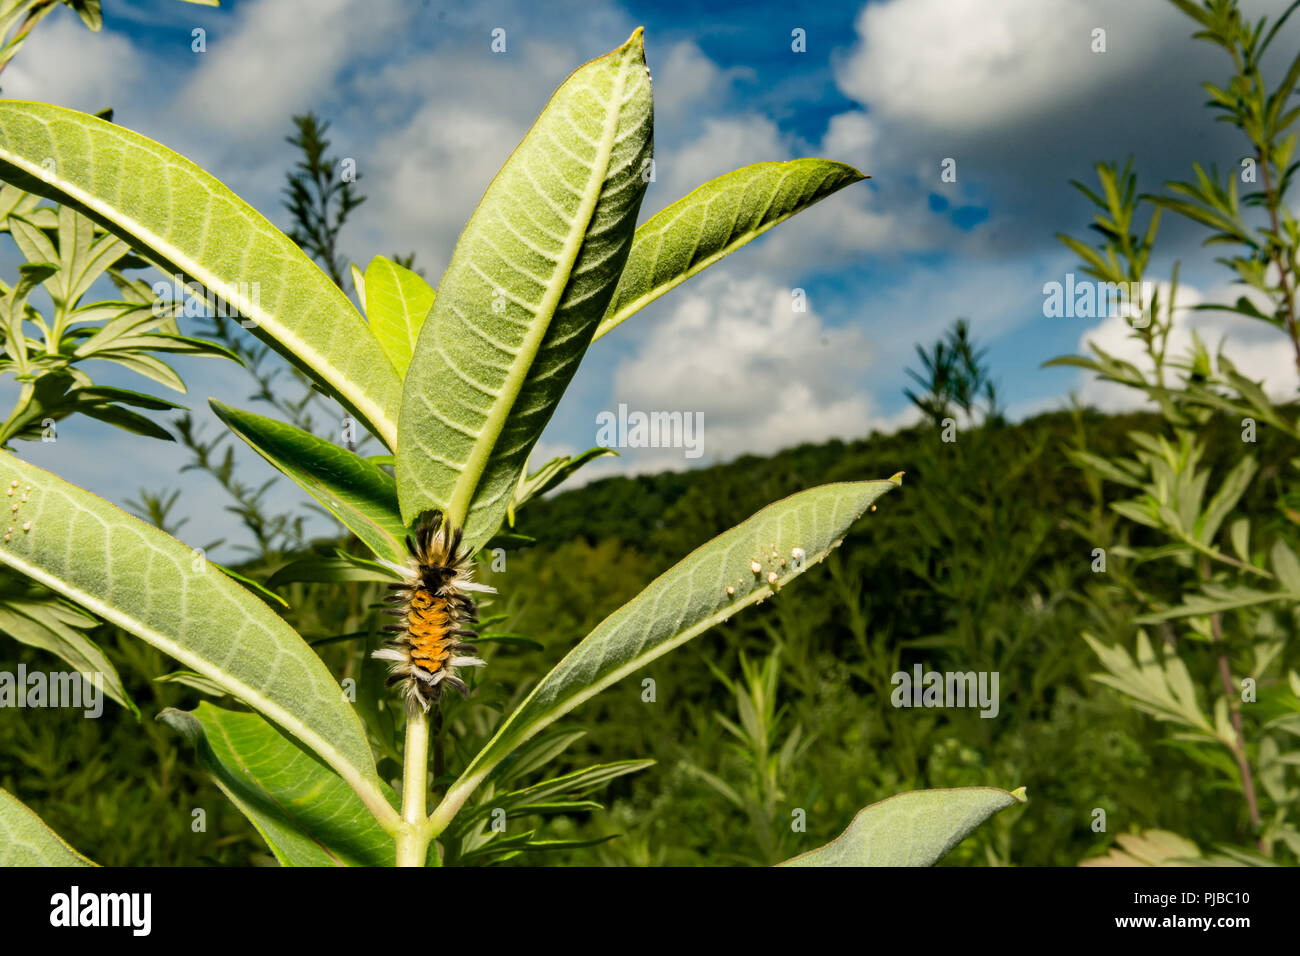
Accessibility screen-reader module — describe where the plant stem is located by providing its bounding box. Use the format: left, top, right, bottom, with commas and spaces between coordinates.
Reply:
1209, 611, 1266, 853
395, 709, 433, 866
1257, 147, 1300, 375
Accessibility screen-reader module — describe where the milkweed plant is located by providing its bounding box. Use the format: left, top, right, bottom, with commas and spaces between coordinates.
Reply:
0, 30, 1024, 866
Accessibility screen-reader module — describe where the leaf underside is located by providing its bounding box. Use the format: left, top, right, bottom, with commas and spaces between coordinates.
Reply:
161, 704, 396, 867
210, 400, 407, 563
0, 452, 384, 805
362, 254, 435, 377
594, 158, 866, 340
0, 101, 402, 447
779, 786, 1027, 866
441, 476, 901, 810
0, 788, 95, 865
396, 30, 654, 549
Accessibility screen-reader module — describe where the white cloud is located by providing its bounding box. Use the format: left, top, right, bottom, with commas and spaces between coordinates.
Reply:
609, 274, 882, 465
350, 29, 636, 274
174, 0, 406, 146
835, 0, 1170, 132
2, 14, 145, 111
821, 111, 877, 167
651, 40, 752, 122
652, 115, 788, 211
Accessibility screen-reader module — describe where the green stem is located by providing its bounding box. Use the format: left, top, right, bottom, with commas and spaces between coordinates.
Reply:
1180, 532, 1273, 579
1256, 146, 1300, 376
394, 708, 434, 866
1208, 610, 1266, 853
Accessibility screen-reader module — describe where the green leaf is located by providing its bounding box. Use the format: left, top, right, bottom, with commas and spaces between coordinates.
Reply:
396, 30, 654, 549
362, 255, 435, 377
1080, 829, 1206, 866
1197, 455, 1256, 544
0, 788, 95, 865
1084, 631, 1217, 734
1134, 582, 1291, 622
85, 351, 188, 393
500, 759, 652, 809
1230, 517, 1251, 564
0, 451, 396, 829
154, 670, 230, 698
350, 262, 366, 310
1273, 539, 1300, 593
0, 101, 403, 447
491, 728, 588, 788
431, 475, 901, 830
209, 560, 289, 608
593, 159, 865, 340
507, 446, 616, 524
77, 401, 174, 442
266, 555, 401, 588
210, 400, 407, 564
161, 704, 396, 867
68, 0, 104, 31
450, 759, 651, 852
0, 592, 136, 714
779, 786, 1027, 866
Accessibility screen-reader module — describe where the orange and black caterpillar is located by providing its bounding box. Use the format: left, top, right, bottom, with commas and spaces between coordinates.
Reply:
372, 515, 492, 712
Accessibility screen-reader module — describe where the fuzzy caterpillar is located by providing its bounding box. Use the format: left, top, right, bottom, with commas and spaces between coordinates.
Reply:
372, 515, 493, 712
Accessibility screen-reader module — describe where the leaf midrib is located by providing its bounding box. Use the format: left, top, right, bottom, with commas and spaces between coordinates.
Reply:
593, 163, 859, 340
0, 545, 397, 830
0, 119, 398, 448
441, 486, 876, 809
209, 716, 348, 867
444, 53, 635, 527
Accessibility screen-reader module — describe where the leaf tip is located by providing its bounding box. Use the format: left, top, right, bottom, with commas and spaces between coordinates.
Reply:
156, 707, 198, 743
839, 162, 870, 183
1009, 786, 1028, 803
889, 471, 905, 486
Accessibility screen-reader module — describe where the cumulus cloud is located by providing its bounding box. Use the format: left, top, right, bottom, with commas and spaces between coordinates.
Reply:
836, 0, 1162, 131
827, 0, 1300, 258
173, 0, 407, 146
651, 40, 754, 123
608, 274, 883, 466
2, 14, 145, 111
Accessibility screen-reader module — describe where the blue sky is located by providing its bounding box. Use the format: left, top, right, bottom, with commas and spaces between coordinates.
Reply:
4, 0, 1299, 557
